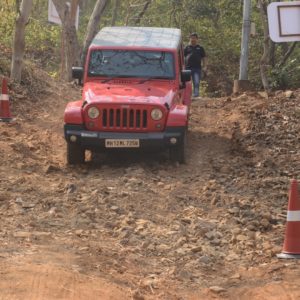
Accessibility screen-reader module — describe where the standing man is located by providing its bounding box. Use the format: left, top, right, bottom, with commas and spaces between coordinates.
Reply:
184, 33, 207, 98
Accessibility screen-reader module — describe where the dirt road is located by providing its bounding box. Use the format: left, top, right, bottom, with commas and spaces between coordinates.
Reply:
0, 77, 300, 299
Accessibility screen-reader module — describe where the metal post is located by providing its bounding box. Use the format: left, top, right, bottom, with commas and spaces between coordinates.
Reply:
239, 0, 251, 80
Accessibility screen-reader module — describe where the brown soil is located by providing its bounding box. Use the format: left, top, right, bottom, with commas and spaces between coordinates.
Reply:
0, 73, 300, 299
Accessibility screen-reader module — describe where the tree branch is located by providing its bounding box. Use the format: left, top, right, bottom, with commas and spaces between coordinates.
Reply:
134, 0, 152, 25
111, 0, 120, 26
258, 0, 270, 92
81, 0, 109, 66
278, 42, 298, 67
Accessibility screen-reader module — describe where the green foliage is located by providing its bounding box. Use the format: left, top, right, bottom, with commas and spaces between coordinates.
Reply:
143, 0, 299, 93
137, 0, 244, 95
0, 0, 60, 51
200, 80, 208, 97
270, 58, 300, 89
0, 0, 298, 92
25, 19, 60, 51
48, 70, 59, 78
0, 2, 17, 47
0, 0, 60, 73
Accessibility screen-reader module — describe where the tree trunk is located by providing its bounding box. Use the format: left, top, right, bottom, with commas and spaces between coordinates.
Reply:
258, 0, 270, 92
111, 0, 120, 26
134, 0, 152, 25
269, 40, 275, 67
10, 0, 33, 82
81, 0, 109, 66
52, 0, 80, 81
124, 0, 132, 26
278, 42, 298, 67
280, 43, 289, 56
64, 0, 80, 80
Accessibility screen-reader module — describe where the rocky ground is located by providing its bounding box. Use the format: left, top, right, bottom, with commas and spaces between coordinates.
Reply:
0, 70, 299, 299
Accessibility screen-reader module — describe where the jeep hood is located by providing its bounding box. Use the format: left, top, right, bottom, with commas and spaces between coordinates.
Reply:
82, 82, 176, 106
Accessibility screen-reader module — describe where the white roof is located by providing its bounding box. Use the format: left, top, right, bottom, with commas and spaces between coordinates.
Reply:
90, 27, 181, 50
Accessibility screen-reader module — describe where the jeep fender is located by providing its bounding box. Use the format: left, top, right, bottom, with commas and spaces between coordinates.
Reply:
64, 101, 83, 124
166, 105, 188, 127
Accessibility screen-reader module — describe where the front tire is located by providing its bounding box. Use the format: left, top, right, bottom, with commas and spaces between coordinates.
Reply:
67, 143, 85, 165
169, 130, 187, 164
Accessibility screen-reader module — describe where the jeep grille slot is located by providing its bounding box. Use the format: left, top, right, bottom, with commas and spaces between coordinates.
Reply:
109, 109, 114, 127
136, 110, 141, 128
102, 108, 148, 130
103, 109, 107, 126
116, 109, 121, 127
122, 109, 127, 127
143, 110, 147, 128
129, 109, 134, 127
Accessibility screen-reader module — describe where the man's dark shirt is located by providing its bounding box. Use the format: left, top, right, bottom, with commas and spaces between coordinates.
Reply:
184, 44, 206, 69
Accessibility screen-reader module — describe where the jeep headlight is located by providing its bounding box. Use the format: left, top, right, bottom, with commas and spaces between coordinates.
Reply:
151, 108, 163, 121
88, 107, 100, 119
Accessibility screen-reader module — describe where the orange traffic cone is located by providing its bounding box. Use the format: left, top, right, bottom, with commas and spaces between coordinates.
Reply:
277, 179, 300, 259
0, 77, 12, 122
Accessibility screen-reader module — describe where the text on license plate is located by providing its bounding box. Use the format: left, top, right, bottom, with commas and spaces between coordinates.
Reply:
105, 139, 140, 148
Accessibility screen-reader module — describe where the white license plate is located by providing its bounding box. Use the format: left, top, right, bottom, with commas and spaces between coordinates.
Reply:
105, 139, 140, 148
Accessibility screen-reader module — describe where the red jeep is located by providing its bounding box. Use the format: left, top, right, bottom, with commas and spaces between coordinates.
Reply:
64, 27, 192, 164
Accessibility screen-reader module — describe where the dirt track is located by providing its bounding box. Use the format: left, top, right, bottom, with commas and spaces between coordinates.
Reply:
0, 78, 300, 299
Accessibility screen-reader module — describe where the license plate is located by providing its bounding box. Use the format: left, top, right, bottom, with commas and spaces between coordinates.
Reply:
105, 139, 140, 148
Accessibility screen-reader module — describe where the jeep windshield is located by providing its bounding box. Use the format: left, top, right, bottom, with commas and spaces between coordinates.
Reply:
88, 50, 175, 79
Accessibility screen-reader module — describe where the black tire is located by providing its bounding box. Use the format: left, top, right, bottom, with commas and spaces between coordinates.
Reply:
67, 143, 85, 165
169, 130, 187, 164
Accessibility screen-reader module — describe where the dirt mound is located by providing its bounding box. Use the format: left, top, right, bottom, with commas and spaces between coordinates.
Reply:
0, 75, 299, 299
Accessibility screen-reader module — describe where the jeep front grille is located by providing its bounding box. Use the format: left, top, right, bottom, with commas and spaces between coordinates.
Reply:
102, 108, 148, 129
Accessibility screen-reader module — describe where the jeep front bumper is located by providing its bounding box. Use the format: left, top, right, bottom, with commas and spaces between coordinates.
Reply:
64, 124, 185, 150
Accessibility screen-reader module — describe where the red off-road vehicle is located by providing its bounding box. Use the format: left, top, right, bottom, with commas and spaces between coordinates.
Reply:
64, 27, 192, 164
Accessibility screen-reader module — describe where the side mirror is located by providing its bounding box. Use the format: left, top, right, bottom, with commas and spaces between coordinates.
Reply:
181, 70, 191, 82
72, 67, 83, 84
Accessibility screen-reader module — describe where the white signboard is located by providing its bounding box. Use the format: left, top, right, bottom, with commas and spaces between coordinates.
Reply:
48, 0, 79, 30
267, 1, 300, 42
